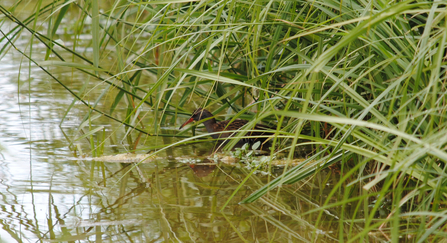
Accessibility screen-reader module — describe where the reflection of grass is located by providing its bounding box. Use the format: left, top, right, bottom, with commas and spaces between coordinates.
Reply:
2, 0, 447, 241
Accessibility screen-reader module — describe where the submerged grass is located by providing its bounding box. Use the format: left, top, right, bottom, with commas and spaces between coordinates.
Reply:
1, 0, 447, 241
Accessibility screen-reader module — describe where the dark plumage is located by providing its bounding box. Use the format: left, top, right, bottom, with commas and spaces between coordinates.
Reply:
179, 108, 272, 143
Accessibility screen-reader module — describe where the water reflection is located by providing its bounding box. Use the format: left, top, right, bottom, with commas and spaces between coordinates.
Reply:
41, 158, 338, 242
189, 162, 216, 177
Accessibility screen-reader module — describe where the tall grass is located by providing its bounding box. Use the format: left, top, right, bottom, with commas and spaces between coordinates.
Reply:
1, 0, 447, 241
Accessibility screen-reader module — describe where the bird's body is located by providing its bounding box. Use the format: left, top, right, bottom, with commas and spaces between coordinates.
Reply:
179, 108, 271, 143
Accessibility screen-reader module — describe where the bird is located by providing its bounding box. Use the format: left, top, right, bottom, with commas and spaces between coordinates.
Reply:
179, 108, 272, 144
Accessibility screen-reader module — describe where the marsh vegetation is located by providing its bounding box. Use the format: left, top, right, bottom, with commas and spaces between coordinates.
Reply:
1, 0, 447, 241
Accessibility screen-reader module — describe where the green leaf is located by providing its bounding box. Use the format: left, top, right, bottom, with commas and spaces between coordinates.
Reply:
252, 141, 261, 150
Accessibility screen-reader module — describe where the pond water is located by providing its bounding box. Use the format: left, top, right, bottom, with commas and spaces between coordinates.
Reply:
0, 9, 386, 243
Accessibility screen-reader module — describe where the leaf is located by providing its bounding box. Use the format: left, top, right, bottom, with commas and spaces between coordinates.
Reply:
40, 61, 105, 71
252, 141, 261, 150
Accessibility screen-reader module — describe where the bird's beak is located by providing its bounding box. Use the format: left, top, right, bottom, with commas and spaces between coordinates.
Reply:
179, 117, 194, 129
